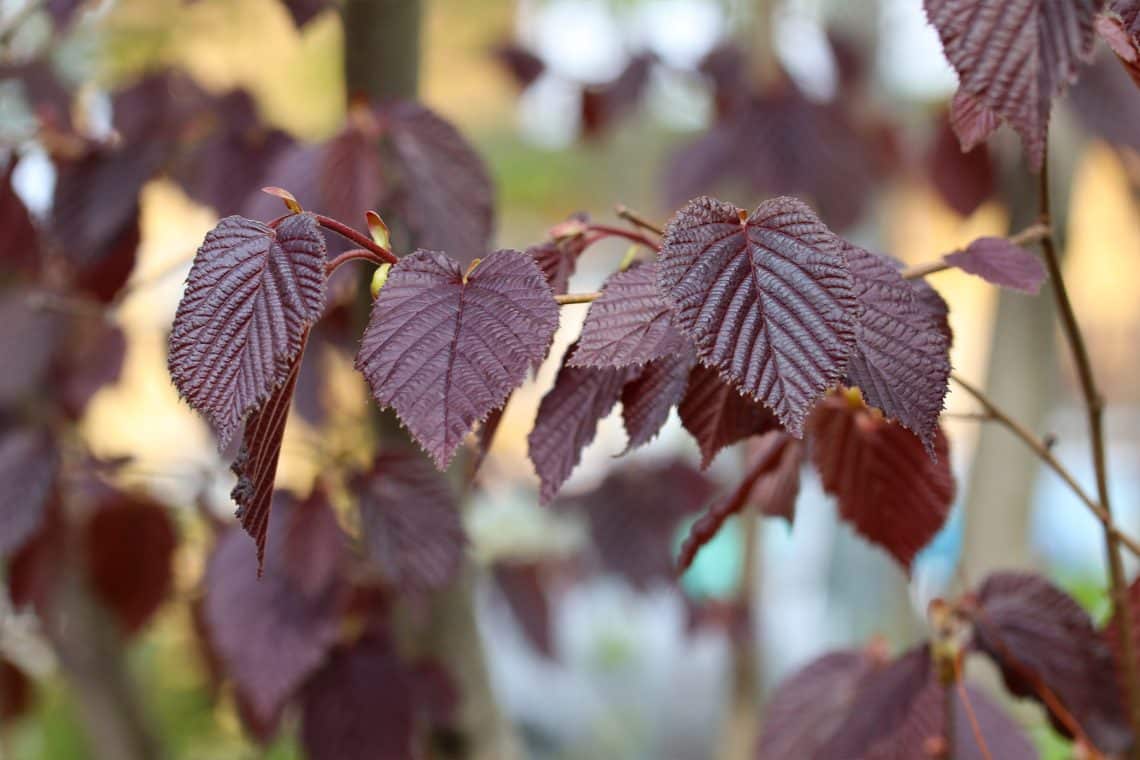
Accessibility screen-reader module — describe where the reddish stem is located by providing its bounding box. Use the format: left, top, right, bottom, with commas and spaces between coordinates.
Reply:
584, 224, 661, 252
314, 214, 398, 264
326, 248, 390, 275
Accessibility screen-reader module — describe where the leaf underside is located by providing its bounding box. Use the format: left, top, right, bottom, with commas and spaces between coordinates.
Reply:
678, 363, 780, 469
169, 213, 326, 448
944, 237, 1047, 294
356, 249, 558, 469
658, 196, 856, 435
620, 345, 697, 452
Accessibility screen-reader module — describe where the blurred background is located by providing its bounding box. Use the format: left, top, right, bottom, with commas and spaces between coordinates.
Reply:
2, 0, 1139, 757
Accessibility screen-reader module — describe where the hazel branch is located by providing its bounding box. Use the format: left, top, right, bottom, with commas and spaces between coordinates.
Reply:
901, 223, 1051, 281
313, 215, 398, 265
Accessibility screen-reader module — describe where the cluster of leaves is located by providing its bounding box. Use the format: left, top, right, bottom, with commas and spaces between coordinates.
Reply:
759, 573, 1135, 758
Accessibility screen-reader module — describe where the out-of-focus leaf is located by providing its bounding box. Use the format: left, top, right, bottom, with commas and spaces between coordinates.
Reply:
924, 0, 1103, 169
746, 431, 803, 523
1099, 1, 1140, 87
807, 392, 954, 570
493, 562, 554, 658
383, 101, 495, 267
658, 196, 857, 434
169, 213, 326, 448
972, 572, 1130, 754
0, 427, 58, 560
0, 293, 63, 408
580, 53, 655, 137
926, 113, 996, 217
0, 659, 32, 722
353, 452, 466, 592
83, 492, 177, 635
565, 461, 713, 588
356, 249, 558, 469
944, 237, 1047, 294
493, 43, 546, 89
1, 161, 40, 277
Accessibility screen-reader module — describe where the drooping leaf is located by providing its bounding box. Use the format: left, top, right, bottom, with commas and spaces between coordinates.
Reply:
68, 205, 140, 304
807, 392, 954, 570
944, 237, 1047, 294
230, 346, 305, 569
169, 213, 326, 448
755, 648, 883, 759
1098, 1, 1140, 88
678, 432, 796, 571
971, 572, 1130, 754
571, 262, 687, 368
1068, 52, 1140, 153
949, 91, 1002, 153
383, 101, 495, 267
923, 0, 1104, 169
658, 196, 857, 435
620, 344, 697, 451
5, 499, 65, 616
53, 320, 127, 419
0, 427, 58, 560
200, 490, 346, 730
0, 293, 63, 408
844, 243, 951, 449
926, 113, 996, 217
83, 493, 177, 635
353, 452, 467, 592
0, 659, 32, 722
565, 461, 713, 588
529, 348, 632, 503
356, 249, 558, 469
746, 431, 803, 523
678, 364, 780, 469
300, 635, 454, 760
493, 562, 554, 658
281, 0, 330, 27
318, 112, 384, 225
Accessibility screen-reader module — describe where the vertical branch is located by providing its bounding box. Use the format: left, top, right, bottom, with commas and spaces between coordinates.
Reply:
748, 0, 779, 89
342, 0, 422, 101
717, 506, 761, 760
1036, 148, 1140, 757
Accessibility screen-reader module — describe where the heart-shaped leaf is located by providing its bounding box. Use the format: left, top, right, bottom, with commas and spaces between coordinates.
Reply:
356, 249, 558, 469
678, 364, 780, 468
658, 196, 857, 435
169, 213, 326, 447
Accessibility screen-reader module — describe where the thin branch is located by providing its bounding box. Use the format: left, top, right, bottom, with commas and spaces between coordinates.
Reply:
950, 373, 1140, 559
1035, 147, 1140, 759
326, 247, 389, 275
554, 291, 602, 306
313, 214, 398, 264
901, 223, 1051, 281
583, 224, 661, 252
614, 204, 664, 236
954, 676, 995, 760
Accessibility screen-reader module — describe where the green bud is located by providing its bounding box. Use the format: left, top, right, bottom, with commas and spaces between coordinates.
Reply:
370, 263, 392, 298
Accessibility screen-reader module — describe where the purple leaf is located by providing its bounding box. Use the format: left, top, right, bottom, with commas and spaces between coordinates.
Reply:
526, 217, 590, 296
755, 649, 882, 759
318, 116, 385, 224
658, 196, 857, 435
528, 346, 633, 502
0, 659, 32, 722
493, 43, 546, 89
54, 320, 127, 419
200, 490, 346, 731
926, 112, 996, 217
1098, 2, 1140, 88
300, 635, 451, 760
383, 101, 495, 267
281, 0, 329, 27
678, 364, 780, 469
567, 461, 713, 588
924, 0, 1104, 170
571, 262, 687, 368
746, 431, 803, 523
356, 249, 558, 469
844, 243, 951, 449
0, 427, 57, 560
1, 160, 40, 277
580, 53, 655, 137
493, 562, 554, 658
169, 213, 326, 448
353, 451, 467, 592
972, 572, 1130, 754
620, 345, 697, 451
949, 91, 1002, 153
83, 492, 177, 635
944, 237, 1047, 294
230, 346, 305, 570
807, 392, 955, 570
0, 293, 63, 408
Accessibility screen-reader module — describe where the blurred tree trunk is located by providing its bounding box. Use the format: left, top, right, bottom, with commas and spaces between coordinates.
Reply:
341, 4, 519, 759
958, 155, 1070, 582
